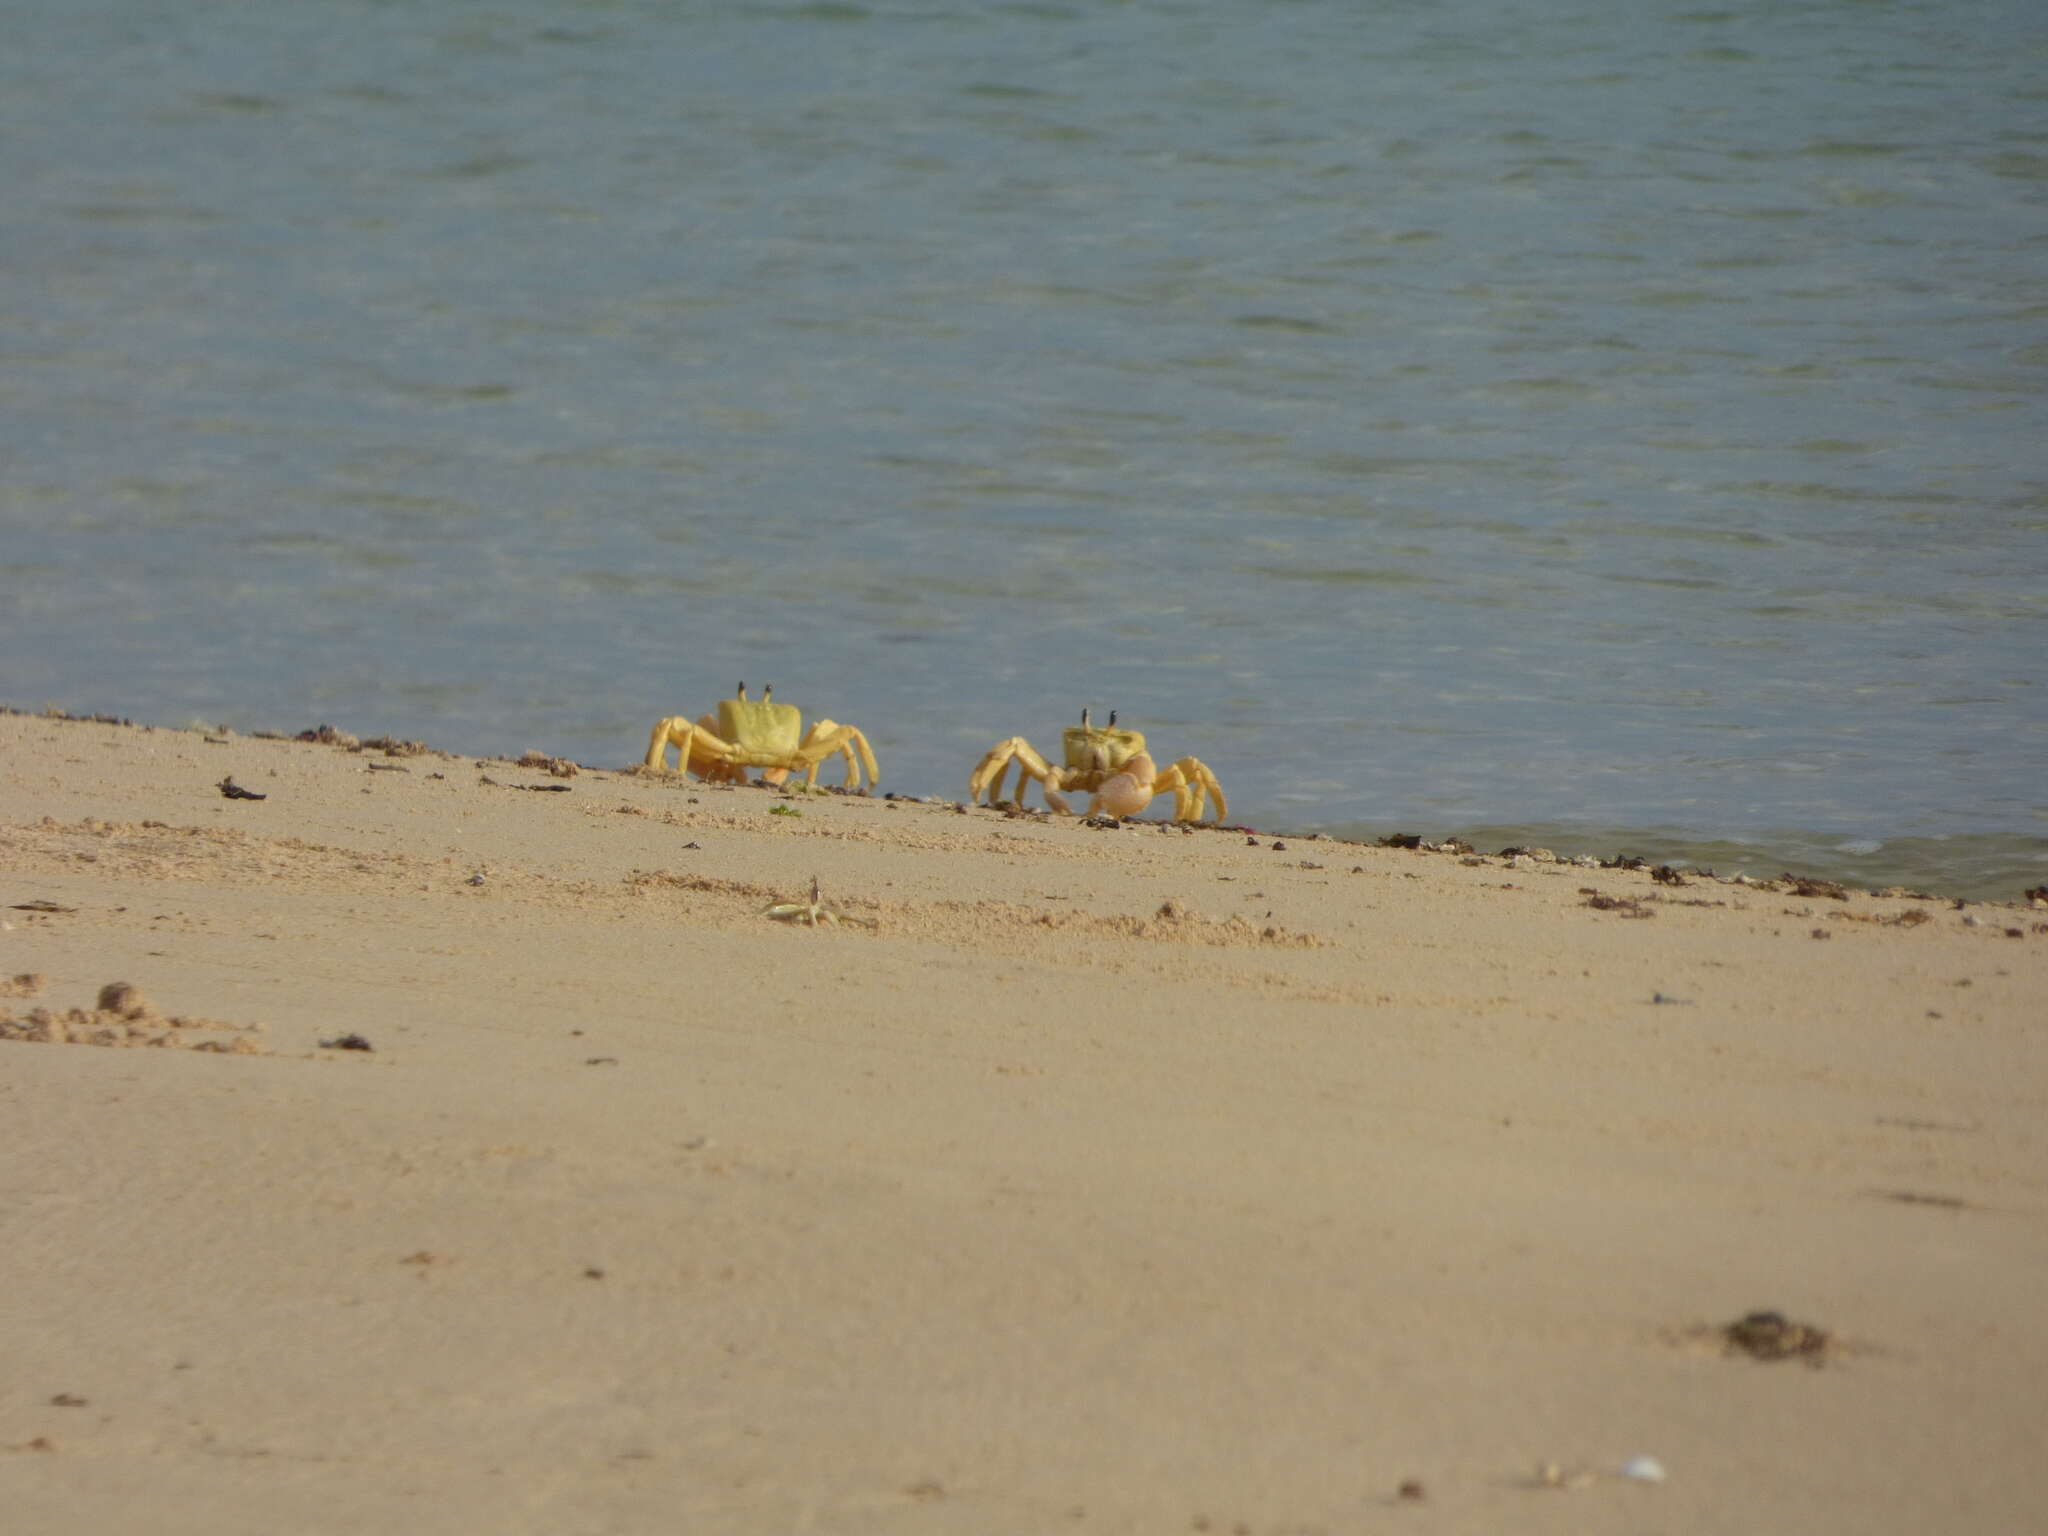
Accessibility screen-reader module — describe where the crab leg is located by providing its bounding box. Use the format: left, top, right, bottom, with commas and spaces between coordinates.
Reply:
969, 737, 1072, 813
645, 716, 691, 772
644, 715, 755, 780
967, 737, 1023, 804
645, 716, 726, 774
1152, 757, 1227, 823
792, 719, 880, 792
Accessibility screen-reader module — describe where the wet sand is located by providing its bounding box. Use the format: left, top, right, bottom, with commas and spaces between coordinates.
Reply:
3, 711, 2045, 1534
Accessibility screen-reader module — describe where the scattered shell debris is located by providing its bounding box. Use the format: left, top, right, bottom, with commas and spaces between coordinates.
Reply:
516, 749, 579, 778
372, 732, 428, 754
1581, 889, 1654, 918
630, 872, 1315, 950
1021, 899, 1319, 949
1782, 874, 1850, 901
289, 723, 358, 748
274, 726, 434, 758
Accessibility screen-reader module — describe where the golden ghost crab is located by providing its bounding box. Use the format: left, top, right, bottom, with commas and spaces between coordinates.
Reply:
644, 682, 878, 793
969, 709, 1227, 822
763, 875, 877, 929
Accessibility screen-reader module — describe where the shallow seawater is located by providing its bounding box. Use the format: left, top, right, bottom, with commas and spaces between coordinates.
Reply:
3, 0, 2045, 902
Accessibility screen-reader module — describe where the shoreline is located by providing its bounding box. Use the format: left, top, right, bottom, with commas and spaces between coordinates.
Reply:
4, 708, 2045, 1533
9, 705, 2042, 910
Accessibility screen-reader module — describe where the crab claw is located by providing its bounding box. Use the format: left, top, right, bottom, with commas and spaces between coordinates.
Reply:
1089, 751, 1156, 818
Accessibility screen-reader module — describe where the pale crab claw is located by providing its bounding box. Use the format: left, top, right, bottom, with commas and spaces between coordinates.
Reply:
1088, 751, 1156, 818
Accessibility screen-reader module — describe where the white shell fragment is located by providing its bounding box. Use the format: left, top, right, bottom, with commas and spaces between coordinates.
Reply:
1619, 1455, 1667, 1483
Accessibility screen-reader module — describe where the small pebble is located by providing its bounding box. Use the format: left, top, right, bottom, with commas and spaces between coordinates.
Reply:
1619, 1455, 1666, 1484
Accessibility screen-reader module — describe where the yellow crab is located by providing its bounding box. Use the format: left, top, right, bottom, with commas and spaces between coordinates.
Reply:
969, 709, 1227, 822
644, 683, 878, 793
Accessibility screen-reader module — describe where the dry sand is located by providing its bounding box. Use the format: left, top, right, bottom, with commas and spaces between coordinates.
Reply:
2, 709, 2044, 1534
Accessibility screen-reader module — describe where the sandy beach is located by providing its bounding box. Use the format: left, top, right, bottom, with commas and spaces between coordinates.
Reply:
2, 709, 2044, 1534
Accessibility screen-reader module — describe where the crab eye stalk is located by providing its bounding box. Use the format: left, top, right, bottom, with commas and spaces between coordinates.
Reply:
763, 683, 773, 701
1108, 710, 1118, 727
737, 681, 747, 700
